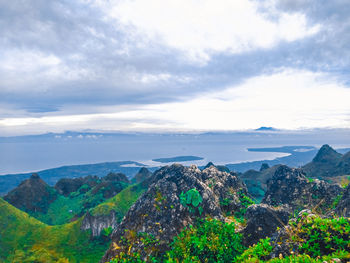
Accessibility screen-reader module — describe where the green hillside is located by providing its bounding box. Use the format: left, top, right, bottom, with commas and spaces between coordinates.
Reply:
0, 198, 108, 263
91, 183, 147, 220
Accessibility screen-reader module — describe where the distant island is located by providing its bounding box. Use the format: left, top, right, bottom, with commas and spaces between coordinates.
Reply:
152, 156, 204, 163
255, 127, 277, 131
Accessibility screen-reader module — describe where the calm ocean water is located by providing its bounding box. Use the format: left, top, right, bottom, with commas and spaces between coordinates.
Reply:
1, 130, 350, 175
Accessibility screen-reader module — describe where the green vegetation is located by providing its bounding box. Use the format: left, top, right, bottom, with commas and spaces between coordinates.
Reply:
109, 213, 350, 263
102, 226, 113, 237
234, 191, 254, 219
31, 194, 85, 225
0, 198, 108, 263
179, 188, 203, 214
237, 214, 350, 262
290, 215, 349, 257
331, 194, 343, 209
29, 181, 129, 225
341, 175, 350, 188
91, 183, 147, 222
166, 218, 245, 262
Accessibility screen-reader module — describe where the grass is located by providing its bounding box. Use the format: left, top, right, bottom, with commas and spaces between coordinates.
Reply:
28, 181, 129, 225
30, 194, 85, 225
91, 183, 147, 222
0, 198, 108, 263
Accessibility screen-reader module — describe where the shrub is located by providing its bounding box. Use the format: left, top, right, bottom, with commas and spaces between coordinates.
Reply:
179, 188, 203, 214
166, 218, 245, 262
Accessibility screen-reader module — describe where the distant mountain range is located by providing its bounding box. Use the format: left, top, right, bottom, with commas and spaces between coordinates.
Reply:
0, 161, 154, 196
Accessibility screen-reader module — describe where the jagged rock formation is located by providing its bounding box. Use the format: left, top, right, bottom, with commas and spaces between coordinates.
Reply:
131, 167, 153, 184
303, 144, 350, 177
4, 174, 57, 213
101, 164, 248, 262
335, 184, 350, 217
203, 162, 230, 173
241, 204, 290, 246
262, 165, 343, 211
260, 163, 270, 171
55, 175, 100, 196
81, 211, 117, 237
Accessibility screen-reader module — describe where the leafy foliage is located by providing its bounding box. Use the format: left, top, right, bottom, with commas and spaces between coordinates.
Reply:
235, 238, 274, 262
165, 218, 245, 262
290, 215, 350, 257
237, 214, 350, 262
179, 188, 203, 214
102, 226, 113, 237
234, 191, 254, 219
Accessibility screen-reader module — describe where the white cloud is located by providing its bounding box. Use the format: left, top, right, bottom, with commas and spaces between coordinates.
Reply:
1, 69, 349, 135
0, 49, 95, 92
100, 0, 320, 63
145, 69, 350, 130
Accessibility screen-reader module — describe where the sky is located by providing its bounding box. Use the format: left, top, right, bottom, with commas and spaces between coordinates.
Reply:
1, 0, 350, 136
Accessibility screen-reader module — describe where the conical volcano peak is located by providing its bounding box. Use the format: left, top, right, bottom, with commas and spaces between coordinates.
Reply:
312, 144, 342, 163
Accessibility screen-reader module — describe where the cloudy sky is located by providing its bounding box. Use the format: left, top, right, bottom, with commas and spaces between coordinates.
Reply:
1, 0, 350, 135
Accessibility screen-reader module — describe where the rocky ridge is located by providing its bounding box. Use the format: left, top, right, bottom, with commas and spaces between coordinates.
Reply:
101, 164, 249, 262
262, 165, 344, 212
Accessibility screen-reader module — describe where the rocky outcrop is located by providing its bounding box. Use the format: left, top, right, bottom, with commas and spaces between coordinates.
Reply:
241, 204, 290, 246
4, 174, 58, 213
102, 172, 130, 184
81, 211, 117, 237
335, 184, 350, 217
131, 167, 153, 184
101, 164, 248, 262
203, 162, 230, 173
262, 165, 344, 212
55, 175, 100, 196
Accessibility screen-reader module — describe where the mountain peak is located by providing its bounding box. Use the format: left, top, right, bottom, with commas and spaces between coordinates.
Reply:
30, 173, 40, 180
4, 174, 57, 213
131, 167, 153, 184
312, 144, 342, 163
260, 163, 270, 171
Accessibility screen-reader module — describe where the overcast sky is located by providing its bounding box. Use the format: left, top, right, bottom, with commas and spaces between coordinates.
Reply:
1, 0, 350, 135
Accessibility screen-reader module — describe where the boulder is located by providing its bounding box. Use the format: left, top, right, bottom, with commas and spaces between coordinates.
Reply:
241, 204, 290, 246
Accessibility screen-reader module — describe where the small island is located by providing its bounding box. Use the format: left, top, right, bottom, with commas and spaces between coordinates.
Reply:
152, 156, 204, 163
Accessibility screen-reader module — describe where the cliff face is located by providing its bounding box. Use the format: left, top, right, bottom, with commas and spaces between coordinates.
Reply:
81, 211, 117, 237
101, 164, 249, 262
262, 165, 343, 212
4, 174, 57, 213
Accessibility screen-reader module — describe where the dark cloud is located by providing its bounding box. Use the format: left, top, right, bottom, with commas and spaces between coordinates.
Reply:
0, 0, 350, 118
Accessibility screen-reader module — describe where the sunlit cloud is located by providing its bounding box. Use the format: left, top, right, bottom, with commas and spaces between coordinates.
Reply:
102, 0, 320, 63
1, 69, 349, 135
